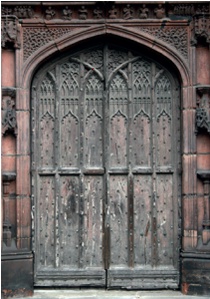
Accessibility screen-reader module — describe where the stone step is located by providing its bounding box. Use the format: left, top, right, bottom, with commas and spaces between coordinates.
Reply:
11, 289, 208, 299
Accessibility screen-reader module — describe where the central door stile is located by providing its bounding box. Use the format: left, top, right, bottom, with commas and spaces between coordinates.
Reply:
127, 52, 134, 269
103, 45, 110, 272
78, 52, 85, 270
151, 62, 158, 268
55, 64, 60, 269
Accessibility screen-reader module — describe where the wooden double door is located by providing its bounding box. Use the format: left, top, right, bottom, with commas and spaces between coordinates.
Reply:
32, 44, 181, 288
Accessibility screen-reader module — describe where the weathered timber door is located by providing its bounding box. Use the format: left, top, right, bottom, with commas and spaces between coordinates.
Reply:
32, 44, 181, 288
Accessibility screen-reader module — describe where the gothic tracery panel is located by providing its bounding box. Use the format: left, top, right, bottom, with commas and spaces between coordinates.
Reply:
39, 74, 55, 168
84, 73, 103, 168
155, 74, 172, 168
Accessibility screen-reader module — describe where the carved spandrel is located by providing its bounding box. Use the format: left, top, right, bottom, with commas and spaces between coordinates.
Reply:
139, 26, 188, 59
23, 27, 73, 61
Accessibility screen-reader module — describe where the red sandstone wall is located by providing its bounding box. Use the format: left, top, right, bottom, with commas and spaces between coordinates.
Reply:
1, 1, 210, 296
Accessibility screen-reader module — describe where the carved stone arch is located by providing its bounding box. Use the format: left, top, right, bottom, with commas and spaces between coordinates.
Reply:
23, 24, 189, 90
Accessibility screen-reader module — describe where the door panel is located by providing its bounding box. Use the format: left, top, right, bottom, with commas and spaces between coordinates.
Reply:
109, 175, 128, 267
133, 175, 152, 266
32, 44, 181, 288
38, 176, 55, 269
59, 176, 80, 268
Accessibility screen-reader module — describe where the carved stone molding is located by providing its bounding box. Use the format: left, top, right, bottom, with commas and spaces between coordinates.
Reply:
1, 15, 20, 49
191, 14, 210, 45
2, 2, 209, 20
2, 5, 34, 18
195, 85, 210, 134
171, 3, 209, 16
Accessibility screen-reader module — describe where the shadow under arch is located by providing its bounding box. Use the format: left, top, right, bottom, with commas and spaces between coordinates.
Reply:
23, 24, 190, 89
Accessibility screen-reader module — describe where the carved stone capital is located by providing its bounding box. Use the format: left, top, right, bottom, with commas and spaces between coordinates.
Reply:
1, 15, 20, 49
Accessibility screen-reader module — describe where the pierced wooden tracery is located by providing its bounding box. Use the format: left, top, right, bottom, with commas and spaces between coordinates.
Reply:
32, 45, 181, 288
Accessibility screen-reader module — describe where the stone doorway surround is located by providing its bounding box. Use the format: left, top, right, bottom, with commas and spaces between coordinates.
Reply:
1, 1, 210, 297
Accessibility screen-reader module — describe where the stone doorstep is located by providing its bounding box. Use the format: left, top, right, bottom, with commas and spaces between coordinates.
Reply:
14, 289, 207, 299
